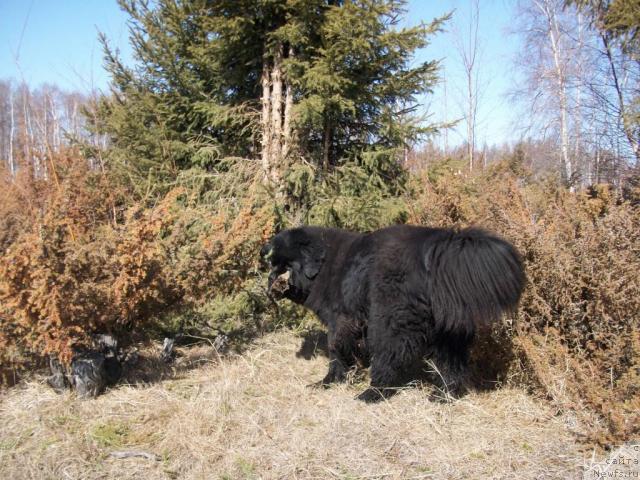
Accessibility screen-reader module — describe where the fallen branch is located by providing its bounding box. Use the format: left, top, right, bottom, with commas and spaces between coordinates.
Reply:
109, 450, 160, 461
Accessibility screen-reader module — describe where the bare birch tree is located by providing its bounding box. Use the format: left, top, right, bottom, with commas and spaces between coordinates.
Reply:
0, 82, 97, 178
453, 0, 482, 171
511, 0, 580, 185
513, 0, 640, 187
538, 0, 573, 184
9, 84, 15, 176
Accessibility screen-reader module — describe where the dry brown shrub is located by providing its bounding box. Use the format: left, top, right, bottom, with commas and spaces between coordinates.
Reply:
0, 152, 168, 365
408, 159, 640, 444
165, 190, 276, 302
0, 153, 277, 377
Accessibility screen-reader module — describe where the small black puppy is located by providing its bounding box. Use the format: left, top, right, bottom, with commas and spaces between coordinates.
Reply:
262, 225, 525, 402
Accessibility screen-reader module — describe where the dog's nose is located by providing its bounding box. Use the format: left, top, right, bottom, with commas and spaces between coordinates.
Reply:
260, 243, 272, 260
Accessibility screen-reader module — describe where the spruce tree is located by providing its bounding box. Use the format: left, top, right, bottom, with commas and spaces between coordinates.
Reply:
93, 0, 446, 190
294, 0, 445, 189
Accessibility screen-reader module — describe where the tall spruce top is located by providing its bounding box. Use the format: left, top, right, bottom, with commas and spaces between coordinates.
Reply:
93, 0, 447, 193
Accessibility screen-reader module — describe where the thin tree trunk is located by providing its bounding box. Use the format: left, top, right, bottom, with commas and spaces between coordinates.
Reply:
322, 117, 331, 171
467, 74, 474, 171
43, 92, 49, 158
482, 143, 487, 168
282, 47, 294, 161
270, 45, 284, 177
262, 44, 295, 185
443, 68, 448, 155
455, 0, 480, 172
575, 12, 584, 187
9, 86, 15, 176
260, 58, 272, 180
538, 0, 572, 187
21, 86, 33, 178
550, 20, 571, 184
558, 82, 571, 184
467, 4, 476, 172
601, 32, 640, 166
50, 94, 60, 152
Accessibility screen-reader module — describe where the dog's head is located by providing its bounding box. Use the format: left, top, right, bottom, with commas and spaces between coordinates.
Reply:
261, 228, 326, 305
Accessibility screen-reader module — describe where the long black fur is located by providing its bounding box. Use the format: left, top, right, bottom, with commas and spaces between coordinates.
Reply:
263, 224, 525, 402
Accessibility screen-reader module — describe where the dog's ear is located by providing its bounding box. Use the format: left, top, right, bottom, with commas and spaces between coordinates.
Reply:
300, 238, 325, 279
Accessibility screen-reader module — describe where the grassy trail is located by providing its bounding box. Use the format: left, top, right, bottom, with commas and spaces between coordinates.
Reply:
0, 331, 595, 479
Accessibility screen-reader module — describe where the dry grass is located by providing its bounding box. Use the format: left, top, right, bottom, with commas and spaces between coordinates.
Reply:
0, 331, 606, 479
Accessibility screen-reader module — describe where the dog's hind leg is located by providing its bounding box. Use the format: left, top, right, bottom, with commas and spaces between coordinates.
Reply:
430, 334, 472, 400
357, 328, 424, 403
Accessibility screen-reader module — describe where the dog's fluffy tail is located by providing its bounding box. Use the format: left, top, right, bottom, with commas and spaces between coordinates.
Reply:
426, 228, 525, 338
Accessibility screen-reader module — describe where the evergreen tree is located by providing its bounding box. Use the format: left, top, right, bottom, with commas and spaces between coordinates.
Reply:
93, 0, 446, 190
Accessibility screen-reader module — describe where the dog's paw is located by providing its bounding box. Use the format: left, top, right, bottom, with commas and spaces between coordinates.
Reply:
356, 387, 388, 403
307, 380, 332, 389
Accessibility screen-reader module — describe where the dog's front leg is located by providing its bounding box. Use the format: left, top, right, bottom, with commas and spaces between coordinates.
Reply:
310, 315, 363, 388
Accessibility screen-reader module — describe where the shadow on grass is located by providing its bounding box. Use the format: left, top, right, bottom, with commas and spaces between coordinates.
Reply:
295, 329, 329, 360
293, 325, 514, 397
119, 341, 224, 386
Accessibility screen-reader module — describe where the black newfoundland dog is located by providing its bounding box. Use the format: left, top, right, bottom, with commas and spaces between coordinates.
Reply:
261, 225, 525, 402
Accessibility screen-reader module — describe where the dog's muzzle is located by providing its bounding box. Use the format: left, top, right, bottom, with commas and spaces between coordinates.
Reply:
268, 270, 290, 298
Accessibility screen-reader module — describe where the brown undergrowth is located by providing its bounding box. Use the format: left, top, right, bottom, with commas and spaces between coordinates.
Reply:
0, 153, 277, 378
407, 159, 640, 445
1, 152, 638, 447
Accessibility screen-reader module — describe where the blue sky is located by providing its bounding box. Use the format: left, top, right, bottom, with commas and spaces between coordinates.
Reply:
0, 0, 132, 91
0, 0, 519, 146
410, 1, 520, 148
